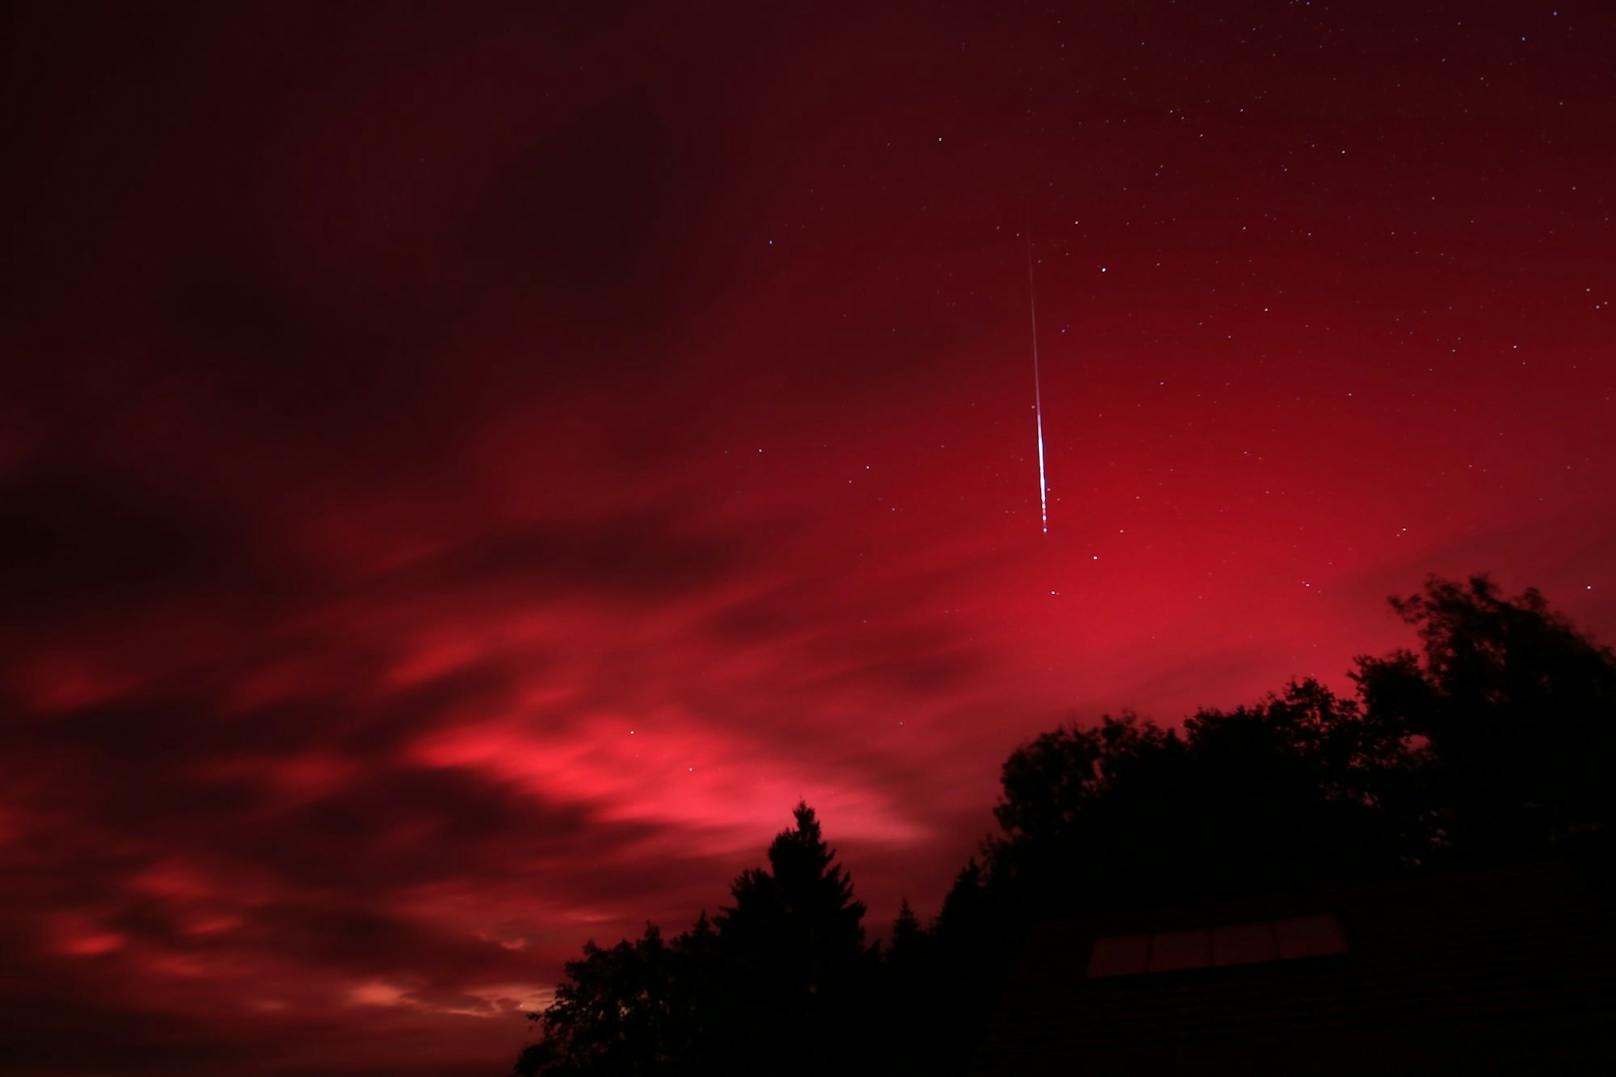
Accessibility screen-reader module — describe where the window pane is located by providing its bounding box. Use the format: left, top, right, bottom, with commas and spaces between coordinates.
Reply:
1148, 929, 1212, 972
1087, 933, 1150, 978
1212, 920, 1279, 966
1272, 914, 1348, 959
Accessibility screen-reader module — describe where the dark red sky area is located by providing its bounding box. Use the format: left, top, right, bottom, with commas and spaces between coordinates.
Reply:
4, 3, 1614, 1074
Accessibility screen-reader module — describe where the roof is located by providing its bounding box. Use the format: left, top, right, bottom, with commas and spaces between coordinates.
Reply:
969, 860, 1616, 1075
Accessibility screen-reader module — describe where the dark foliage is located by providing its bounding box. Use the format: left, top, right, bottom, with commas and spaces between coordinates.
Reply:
514, 575, 1616, 1074
984, 683, 1408, 911
1353, 575, 1616, 860
515, 802, 874, 1076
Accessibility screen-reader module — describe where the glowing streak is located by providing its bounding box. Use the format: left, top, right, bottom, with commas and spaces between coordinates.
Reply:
1026, 239, 1048, 533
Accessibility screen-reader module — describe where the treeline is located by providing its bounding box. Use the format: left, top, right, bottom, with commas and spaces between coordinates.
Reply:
512, 576, 1616, 1075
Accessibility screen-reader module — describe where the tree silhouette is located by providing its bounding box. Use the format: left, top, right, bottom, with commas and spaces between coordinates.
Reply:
713, 801, 874, 1068
976, 689, 1409, 914
513, 574, 1616, 1076
1353, 574, 1616, 861
888, 898, 922, 958
516, 802, 873, 1075
513, 924, 678, 1077
717, 801, 868, 989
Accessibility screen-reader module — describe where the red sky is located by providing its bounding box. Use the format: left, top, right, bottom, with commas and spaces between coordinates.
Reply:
4, 3, 1614, 1073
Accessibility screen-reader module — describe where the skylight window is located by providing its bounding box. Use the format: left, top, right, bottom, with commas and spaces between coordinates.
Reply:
1087, 913, 1347, 978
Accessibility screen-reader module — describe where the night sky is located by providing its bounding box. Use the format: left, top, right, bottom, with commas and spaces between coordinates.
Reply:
4, 3, 1614, 1074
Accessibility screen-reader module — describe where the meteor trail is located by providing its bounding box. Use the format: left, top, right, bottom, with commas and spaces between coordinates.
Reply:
1025, 238, 1048, 534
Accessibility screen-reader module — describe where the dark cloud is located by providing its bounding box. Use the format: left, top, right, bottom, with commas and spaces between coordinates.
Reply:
228, 768, 622, 893
0, 1000, 255, 1075
468, 89, 718, 335
393, 506, 756, 604
241, 901, 530, 983
0, 472, 292, 623
333, 665, 521, 757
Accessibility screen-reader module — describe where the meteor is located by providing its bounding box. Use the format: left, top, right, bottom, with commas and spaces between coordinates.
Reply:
1025, 238, 1048, 534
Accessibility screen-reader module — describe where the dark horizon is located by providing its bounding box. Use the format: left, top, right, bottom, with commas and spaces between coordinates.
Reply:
4, 3, 1615, 1074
